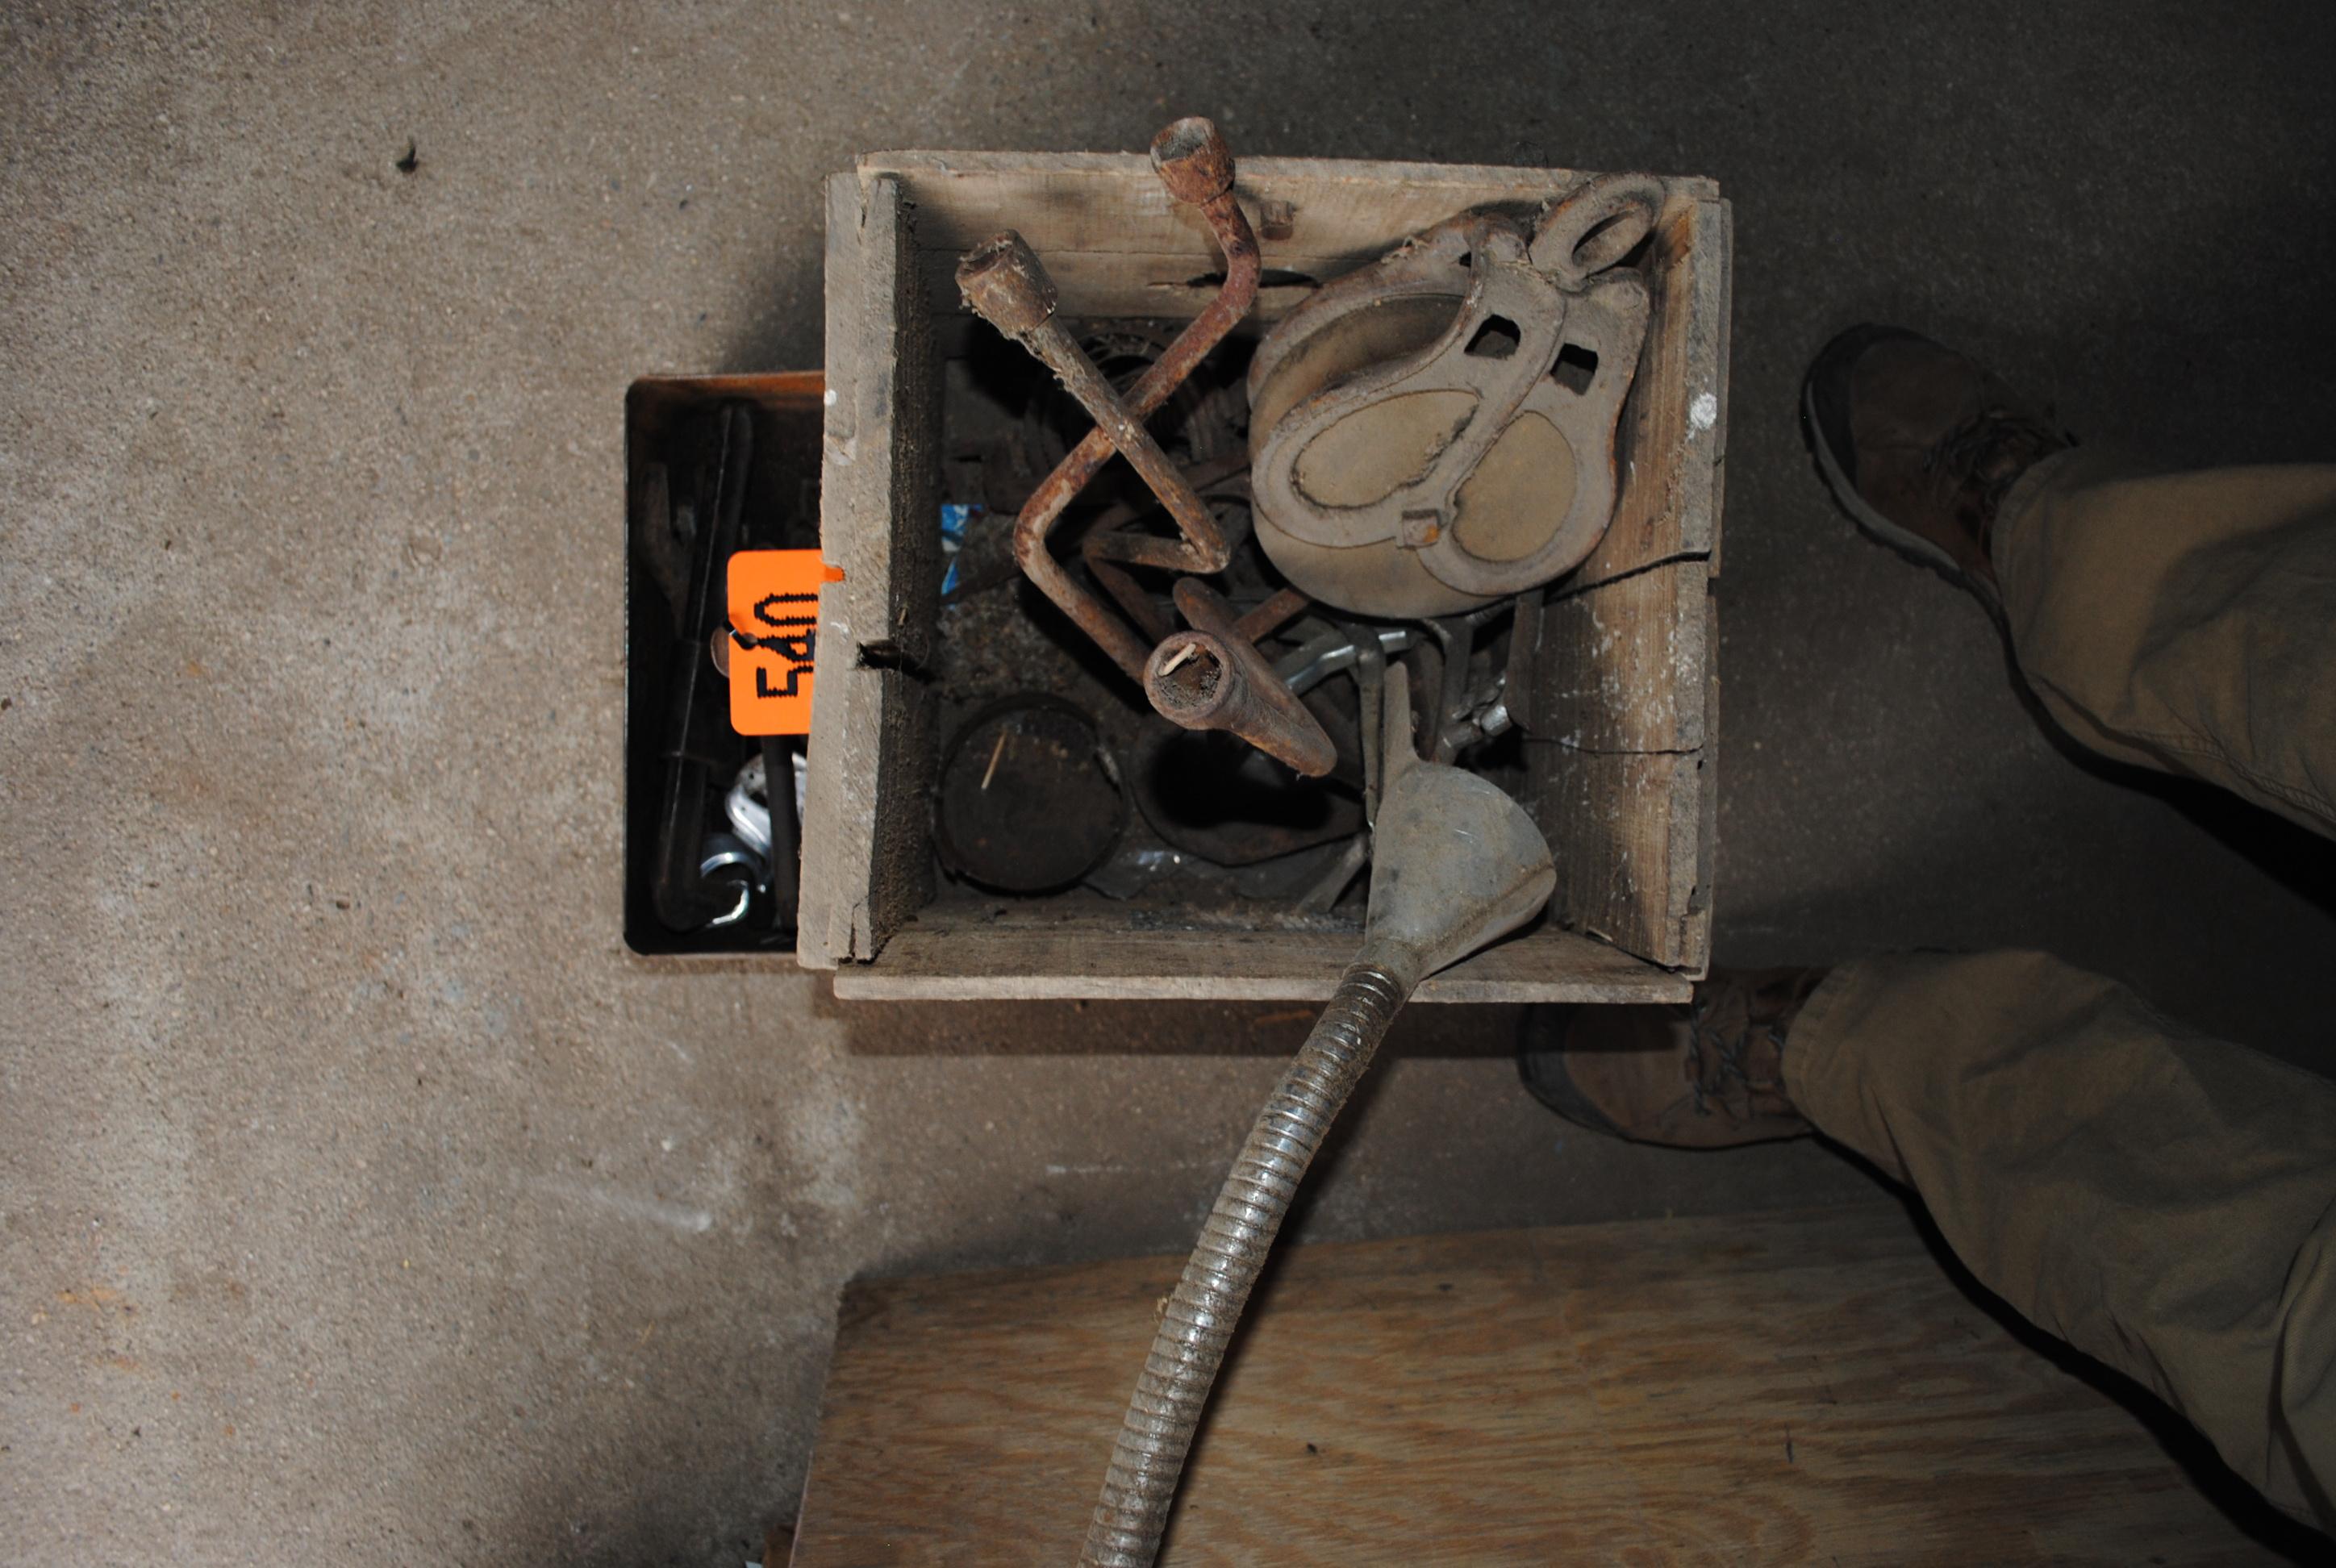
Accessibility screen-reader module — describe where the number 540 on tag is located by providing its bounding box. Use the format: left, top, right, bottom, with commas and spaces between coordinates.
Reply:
728, 549, 840, 736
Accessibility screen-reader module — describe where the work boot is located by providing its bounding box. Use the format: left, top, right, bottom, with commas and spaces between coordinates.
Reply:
1801, 325, 2071, 610
1517, 969, 1826, 1149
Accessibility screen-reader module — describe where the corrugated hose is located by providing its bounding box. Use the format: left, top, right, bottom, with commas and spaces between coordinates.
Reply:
1080, 961, 1408, 1566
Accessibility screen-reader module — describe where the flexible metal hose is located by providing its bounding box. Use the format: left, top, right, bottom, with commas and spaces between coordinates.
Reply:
1081, 961, 1410, 1566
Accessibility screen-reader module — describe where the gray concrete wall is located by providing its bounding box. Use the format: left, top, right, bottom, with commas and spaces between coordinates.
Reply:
4, 3, 2331, 1562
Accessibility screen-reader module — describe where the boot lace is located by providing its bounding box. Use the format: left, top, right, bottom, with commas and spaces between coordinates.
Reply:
1924, 407, 2064, 540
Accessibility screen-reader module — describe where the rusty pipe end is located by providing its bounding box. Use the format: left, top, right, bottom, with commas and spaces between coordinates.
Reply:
1145, 631, 1337, 778
1150, 117, 1233, 206
1145, 631, 1237, 726
957, 230, 1057, 337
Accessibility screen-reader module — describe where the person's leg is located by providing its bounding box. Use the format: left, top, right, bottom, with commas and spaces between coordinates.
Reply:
1520, 959, 2336, 1531
1526, 329, 2336, 1528
1788, 950, 2336, 1531
1802, 324, 2336, 835
1994, 451, 2336, 834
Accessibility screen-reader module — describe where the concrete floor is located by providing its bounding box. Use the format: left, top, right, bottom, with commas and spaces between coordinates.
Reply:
5, 3, 2334, 1562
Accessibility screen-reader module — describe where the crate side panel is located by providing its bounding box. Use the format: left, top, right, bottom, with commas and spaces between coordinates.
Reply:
882, 156, 1717, 327
799, 172, 941, 966
833, 913, 1691, 1005
1527, 747, 1706, 969
1531, 561, 1711, 754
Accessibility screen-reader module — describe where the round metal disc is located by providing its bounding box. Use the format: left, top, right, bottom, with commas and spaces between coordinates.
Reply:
934, 695, 1125, 893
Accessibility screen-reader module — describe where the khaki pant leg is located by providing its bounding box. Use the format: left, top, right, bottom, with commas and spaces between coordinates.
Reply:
1785, 949, 2336, 1529
1994, 450, 2336, 836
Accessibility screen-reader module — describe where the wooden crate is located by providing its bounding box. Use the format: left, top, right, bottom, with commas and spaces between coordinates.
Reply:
798, 150, 1730, 1002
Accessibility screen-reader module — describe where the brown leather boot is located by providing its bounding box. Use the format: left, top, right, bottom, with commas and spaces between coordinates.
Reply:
1801, 324, 2071, 610
1517, 968, 1826, 1149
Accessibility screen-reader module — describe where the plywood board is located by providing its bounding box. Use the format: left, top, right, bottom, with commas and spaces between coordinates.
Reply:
790, 1204, 2278, 1564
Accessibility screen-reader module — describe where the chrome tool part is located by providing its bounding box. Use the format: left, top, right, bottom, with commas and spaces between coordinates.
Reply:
1273, 624, 1416, 697
696, 832, 764, 929
724, 753, 773, 861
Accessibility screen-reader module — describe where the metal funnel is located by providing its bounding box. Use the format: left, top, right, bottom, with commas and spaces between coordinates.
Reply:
1360, 757, 1557, 989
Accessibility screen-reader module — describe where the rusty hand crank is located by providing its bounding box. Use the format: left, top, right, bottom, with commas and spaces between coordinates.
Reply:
955, 116, 1335, 777
954, 229, 1233, 589
956, 117, 1259, 681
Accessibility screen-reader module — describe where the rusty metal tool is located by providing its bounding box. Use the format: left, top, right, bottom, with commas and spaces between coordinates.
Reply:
1080, 675, 1558, 1567
954, 115, 1260, 682
1078, 448, 1255, 645
1141, 580, 1336, 776
957, 117, 1338, 773
956, 229, 1233, 592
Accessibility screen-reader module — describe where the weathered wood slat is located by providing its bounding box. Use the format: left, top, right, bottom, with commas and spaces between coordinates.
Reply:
799, 173, 941, 967
1532, 561, 1712, 754
828, 910, 1689, 1004
1524, 555, 1719, 972
790, 1205, 2272, 1564
1528, 746, 1711, 970
1571, 195, 1731, 588
874, 150, 1716, 263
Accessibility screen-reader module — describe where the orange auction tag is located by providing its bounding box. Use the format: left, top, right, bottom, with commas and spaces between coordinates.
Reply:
728, 549, 842, 736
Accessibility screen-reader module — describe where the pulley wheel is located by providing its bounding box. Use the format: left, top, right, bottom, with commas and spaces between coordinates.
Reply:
1246, 210, 1646, 619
